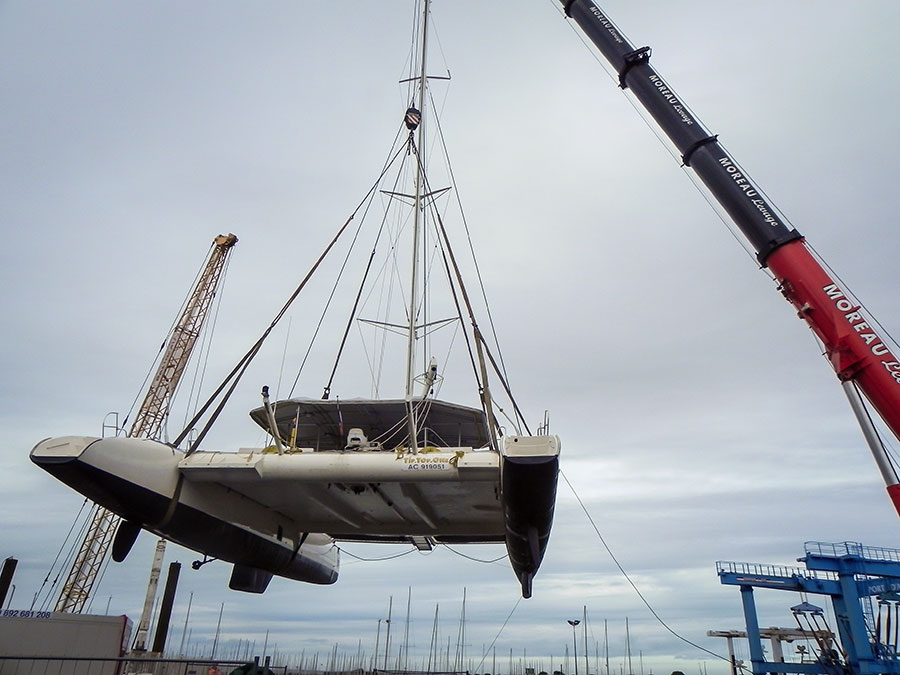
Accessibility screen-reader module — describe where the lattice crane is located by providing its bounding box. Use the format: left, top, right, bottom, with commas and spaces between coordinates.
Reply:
54, 233, 238, 614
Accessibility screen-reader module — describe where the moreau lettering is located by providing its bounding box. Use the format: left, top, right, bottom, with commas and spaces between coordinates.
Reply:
717, 157, 784, 227
588, 7, 624, 44
821, 284, 898, 378
648, 75, 694, 125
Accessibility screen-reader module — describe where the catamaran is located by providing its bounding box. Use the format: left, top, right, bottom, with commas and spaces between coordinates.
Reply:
31, 0, 560, 598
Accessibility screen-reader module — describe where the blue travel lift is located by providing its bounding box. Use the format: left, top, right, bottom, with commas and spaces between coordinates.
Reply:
717, 542, 900, 675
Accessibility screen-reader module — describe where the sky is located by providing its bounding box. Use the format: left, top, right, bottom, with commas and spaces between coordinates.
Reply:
3, 1, 900, 673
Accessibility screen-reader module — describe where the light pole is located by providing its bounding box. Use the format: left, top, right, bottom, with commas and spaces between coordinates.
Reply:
568, 620, 581, 675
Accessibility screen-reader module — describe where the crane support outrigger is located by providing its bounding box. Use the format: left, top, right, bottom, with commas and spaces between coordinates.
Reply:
559, 0, 900, 514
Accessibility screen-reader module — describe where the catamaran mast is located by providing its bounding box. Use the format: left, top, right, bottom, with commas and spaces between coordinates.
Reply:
404, 0, 430, 450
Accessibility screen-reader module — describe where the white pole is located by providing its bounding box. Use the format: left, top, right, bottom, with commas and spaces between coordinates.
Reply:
178, 591, 193, 656
211, 602, 224, 659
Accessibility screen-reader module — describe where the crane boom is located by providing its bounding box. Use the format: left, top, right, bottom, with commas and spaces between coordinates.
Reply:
54, 233, 238, 614
558, 1, 900, 514
129, 233, 238, 440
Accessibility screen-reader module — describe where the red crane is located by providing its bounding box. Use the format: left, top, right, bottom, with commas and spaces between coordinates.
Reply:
558, 0, 900, 515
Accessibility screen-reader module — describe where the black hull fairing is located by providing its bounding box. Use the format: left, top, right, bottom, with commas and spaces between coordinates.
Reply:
30, 437, 338, 589
500, 436, 560, 598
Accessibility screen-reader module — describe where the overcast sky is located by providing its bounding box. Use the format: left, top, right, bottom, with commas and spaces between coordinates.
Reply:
3, 1, 900, 673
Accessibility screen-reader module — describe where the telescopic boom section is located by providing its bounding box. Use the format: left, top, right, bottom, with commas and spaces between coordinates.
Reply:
559, 0, 900, 514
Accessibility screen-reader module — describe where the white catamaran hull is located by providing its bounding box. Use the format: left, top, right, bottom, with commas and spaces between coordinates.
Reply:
31, 431, 560, 596
30, 436, 339, 593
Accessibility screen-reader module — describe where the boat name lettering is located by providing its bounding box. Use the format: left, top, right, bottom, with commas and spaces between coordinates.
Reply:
647, 75, 693, 126
403, 457, 451, 471
587, 7, 624, 45
1, 610, 52, 619
822, 284, 897, 375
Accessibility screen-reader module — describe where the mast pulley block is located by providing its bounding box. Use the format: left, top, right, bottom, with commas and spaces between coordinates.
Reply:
405, 107, 421, 131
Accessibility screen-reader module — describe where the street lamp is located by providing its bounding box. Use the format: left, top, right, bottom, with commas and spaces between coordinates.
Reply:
568, 620, 581, 675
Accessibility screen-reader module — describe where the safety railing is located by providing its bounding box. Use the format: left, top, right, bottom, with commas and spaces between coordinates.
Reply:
805, 541, 900, 564
717, 560, 838, 581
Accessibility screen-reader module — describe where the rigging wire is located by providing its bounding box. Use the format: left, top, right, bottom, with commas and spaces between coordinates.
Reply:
176, 141, 411, 453
365, 182, 419, 396
428, 89, 516, 391
371, 196, 404, 397
560, 469, 733, 667
84, 551, 113, 614
416, 137, 530, 433
473, 595, 522, 674
426, 183, 482, 394
288, 123, 409, 400
123, 240, 217, 435
36, 499, 94, 612
320, 129, 417, 400
30, 497, 90, 611
356, 320, 383, 400
414, 141, 532, 436
440, 545, 508, 565
336, 545, 417, 563
323, 230, 388, 399
432, 317, 462, 402
275, 316, 292, 401
179, 245, 233, 439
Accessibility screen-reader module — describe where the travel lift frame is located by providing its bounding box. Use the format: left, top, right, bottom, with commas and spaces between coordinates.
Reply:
717, 541, 900, 675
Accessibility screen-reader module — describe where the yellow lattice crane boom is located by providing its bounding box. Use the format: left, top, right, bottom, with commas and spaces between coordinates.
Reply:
55, 233, 238, 614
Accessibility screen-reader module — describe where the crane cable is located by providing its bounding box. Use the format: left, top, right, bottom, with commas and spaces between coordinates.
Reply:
560, 468, 738, 669
473, 595, 523, 674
